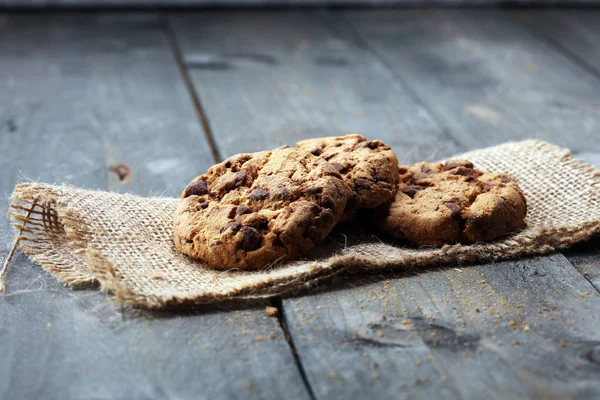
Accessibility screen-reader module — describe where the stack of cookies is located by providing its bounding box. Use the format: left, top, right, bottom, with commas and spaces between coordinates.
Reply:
173, 135, 527, 269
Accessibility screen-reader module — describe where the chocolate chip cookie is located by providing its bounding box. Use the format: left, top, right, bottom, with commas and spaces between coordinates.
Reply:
296, 134, 399, 210
377, 159, 527, 246
173, 148, 351, 269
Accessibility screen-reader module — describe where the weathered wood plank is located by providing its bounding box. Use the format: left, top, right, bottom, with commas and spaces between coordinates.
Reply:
283, 255, 600, 399
171, 10, 600, 398
565, 237, 600, 295
520, 10, 600, 73
170, 10, 461, 162
0, 14, 308, 400
344, 9, 600, 154
563, 153, 600, 294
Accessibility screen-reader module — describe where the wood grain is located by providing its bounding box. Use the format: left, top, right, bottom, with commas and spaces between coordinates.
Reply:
521, 10, 600, 73
171, 10, 600, 398
0, 14, 308, 400
344, 9, 600, 154
170, 10, 462, 162
283, 255, 600, 399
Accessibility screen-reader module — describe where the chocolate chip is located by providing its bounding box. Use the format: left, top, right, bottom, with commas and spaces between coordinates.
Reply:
401, 185, 424, 198
195, 201, 209, 210
235, 205, 252, 216
317, 209, 334, 225
332, 163, 346, 173
270, 187, 292, 201
421, 164, 433, 173
184, 179, 208, 197
444, 160, 473, 171
449, 167, 473, 177
239, 226, 263, 251
500, 176, 513, 183
250, 188, 269, 201
304, 186, 321, 196
398, 167, 408, 174
413, 172, 429, 181
221, 221, 241, 234
354, 178, 373, 189
235, 170, 247, 185
355, 140, 378, 150
248, 217, 269, 230
445, 202, 462, 220
284, 206, 293, 213
307, 148, 321, 156
323, 153, 336, 161
484, 182, 495, 191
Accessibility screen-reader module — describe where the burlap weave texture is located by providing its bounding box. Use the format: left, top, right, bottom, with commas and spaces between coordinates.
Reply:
7, 140, 600, 308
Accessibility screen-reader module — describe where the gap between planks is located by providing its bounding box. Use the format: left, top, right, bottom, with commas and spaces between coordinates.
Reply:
273, 297, 317, 400
163, 15, 222, 164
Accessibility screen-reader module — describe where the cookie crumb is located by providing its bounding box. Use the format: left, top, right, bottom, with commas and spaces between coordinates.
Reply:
376, 330, 384, 338
265, 306, 279, 317
269, 332, 276, 340
245, 381, 253, 389
256, 336, 265, 342
441, 375, 448, 382
513, 339, 520, 345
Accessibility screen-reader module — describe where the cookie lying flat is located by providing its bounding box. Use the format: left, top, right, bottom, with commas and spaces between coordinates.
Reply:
173, 148, 351, 269
377, 160, 527, 246
296, 134, 399, 210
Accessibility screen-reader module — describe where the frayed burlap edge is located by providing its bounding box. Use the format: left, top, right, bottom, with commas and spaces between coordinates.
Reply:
5, 140, 600, 308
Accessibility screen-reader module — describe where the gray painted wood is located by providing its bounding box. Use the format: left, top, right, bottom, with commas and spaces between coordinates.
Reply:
563, 153, 600, 294
522, 10, 600, 73
282, 255, 600, 399
0, 14, 309, 400
170, 10, 462, 162
565, 237, 600, 295
171, 10, 600, 398
0, 13, 215, 245
344, 9, 600, 154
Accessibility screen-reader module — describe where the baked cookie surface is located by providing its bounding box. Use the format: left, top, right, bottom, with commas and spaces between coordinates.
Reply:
377, 160, 527, 246
173, 148, 351, 269
296, 134, 399, 210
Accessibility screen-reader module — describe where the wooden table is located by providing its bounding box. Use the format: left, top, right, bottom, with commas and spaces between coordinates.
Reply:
1, 9, 599, 400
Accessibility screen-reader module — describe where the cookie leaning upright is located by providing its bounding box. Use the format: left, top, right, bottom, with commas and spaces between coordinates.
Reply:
377, 160, 527, 246
296, 134, 399, 210
173, 148, 351, 270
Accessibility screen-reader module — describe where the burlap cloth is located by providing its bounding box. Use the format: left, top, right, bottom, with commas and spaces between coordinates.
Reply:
6, 140, 600, 308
